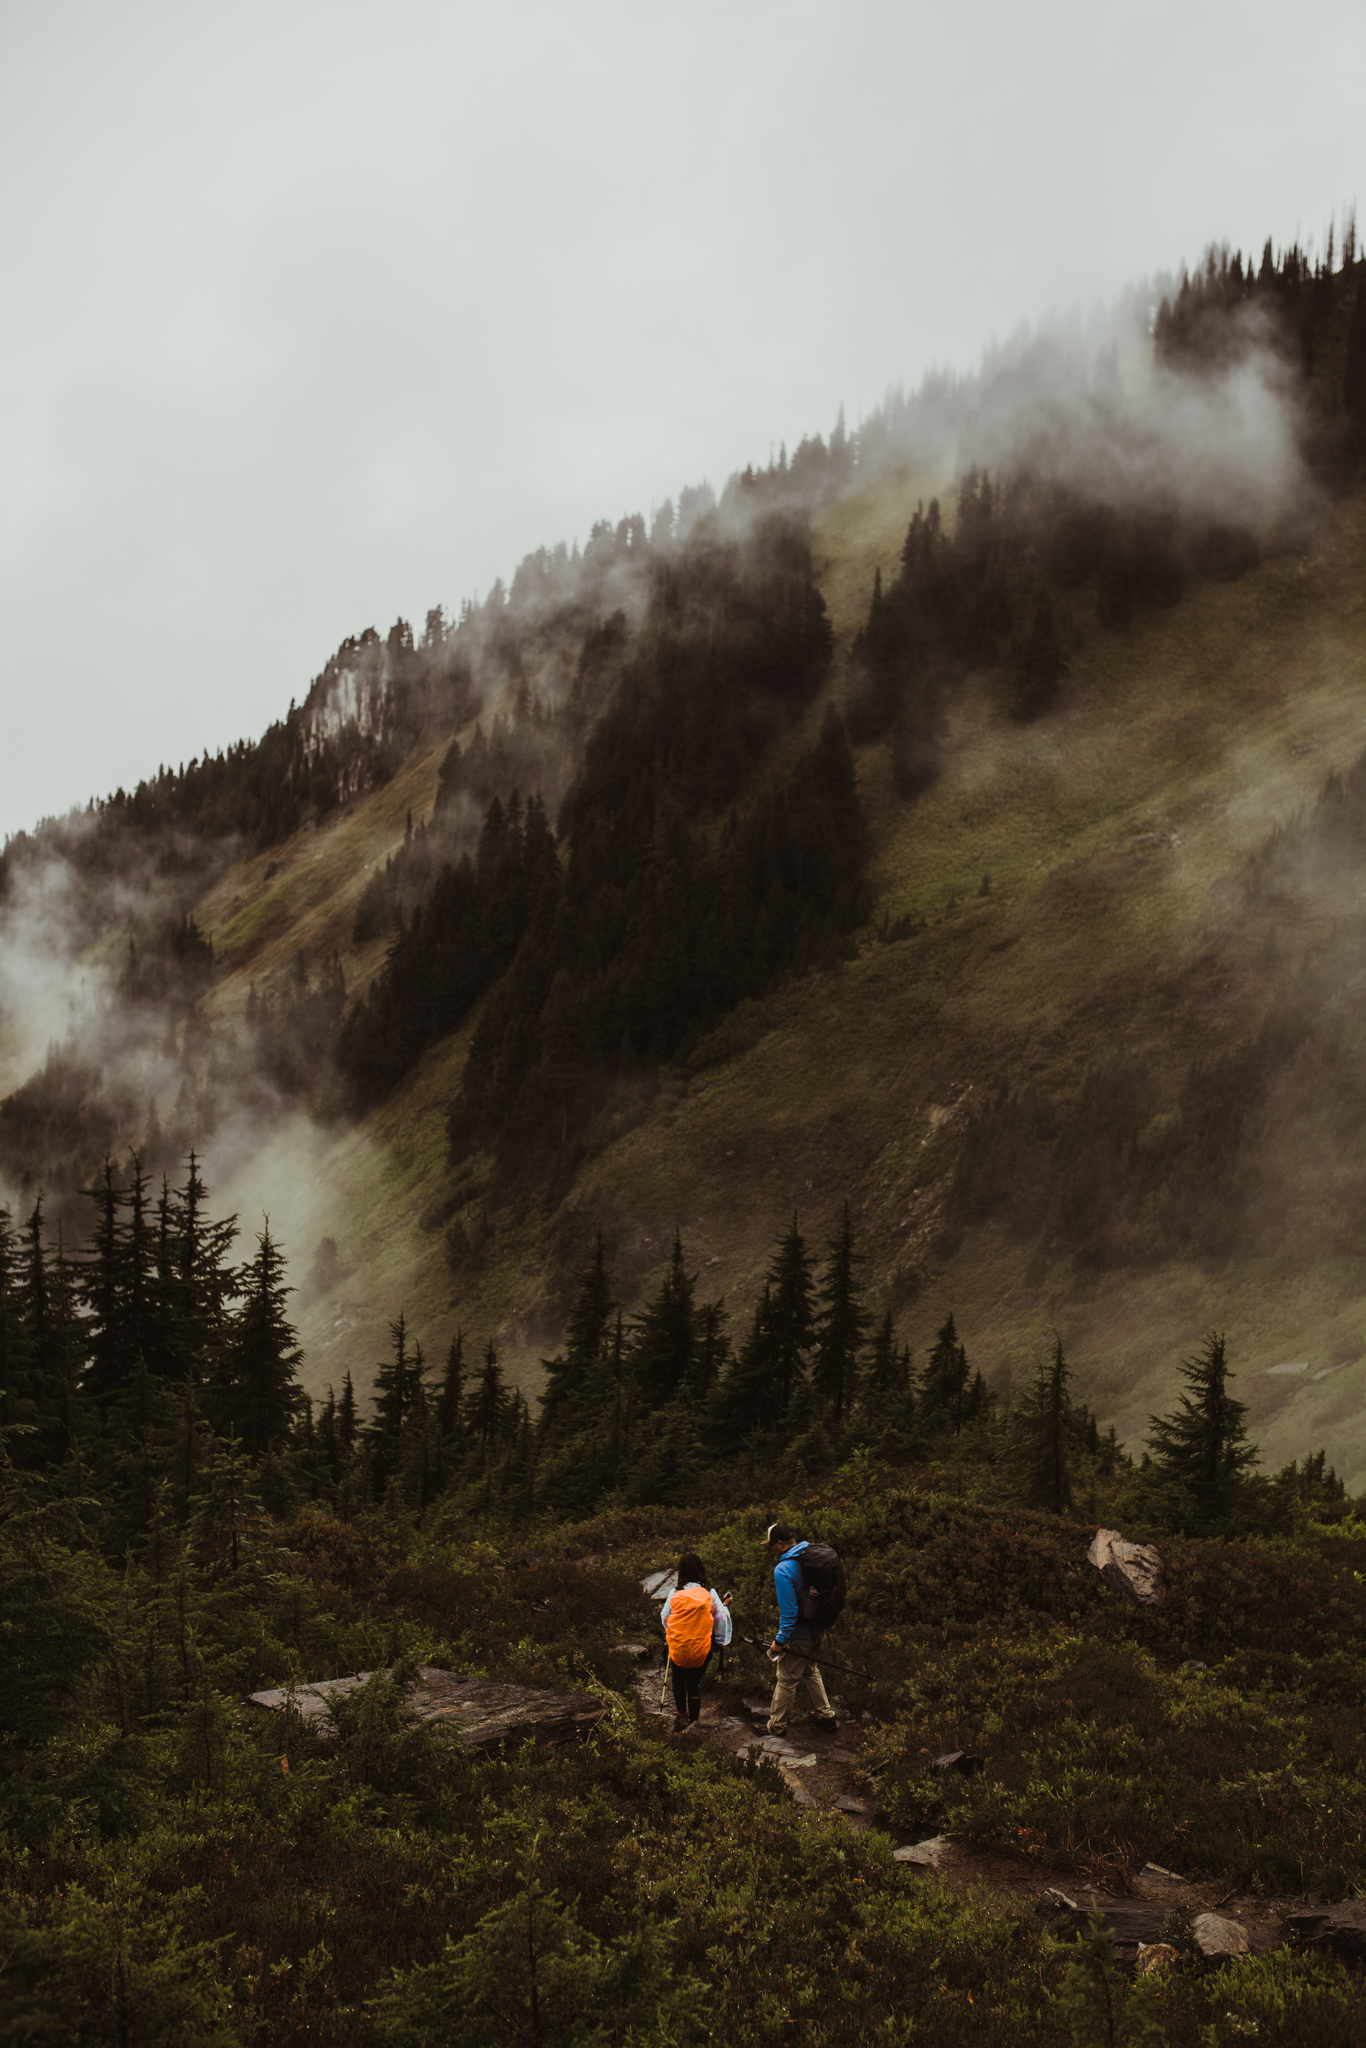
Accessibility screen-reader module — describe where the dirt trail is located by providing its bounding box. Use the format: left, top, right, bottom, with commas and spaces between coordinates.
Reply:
621, 1614, 1309, 1961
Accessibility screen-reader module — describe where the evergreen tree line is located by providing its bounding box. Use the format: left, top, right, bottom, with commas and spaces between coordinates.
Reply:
847, 247, 1366, 794
848, 457, 1259, 798
351, 710, 574, 951
0, 1155, 304, 1560
2, 1151, 1348, 1571
1154, 233, 1366, 474
337, 514, 869, 1188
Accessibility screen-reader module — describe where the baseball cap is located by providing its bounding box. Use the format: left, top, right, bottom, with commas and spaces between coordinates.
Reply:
764, 1519, 793, 1546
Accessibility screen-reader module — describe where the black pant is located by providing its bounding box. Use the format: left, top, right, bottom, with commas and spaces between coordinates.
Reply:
671, 1661, 704, 1721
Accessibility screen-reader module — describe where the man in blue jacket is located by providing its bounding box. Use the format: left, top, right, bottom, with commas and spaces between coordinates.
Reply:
764, 1519, 838, 1737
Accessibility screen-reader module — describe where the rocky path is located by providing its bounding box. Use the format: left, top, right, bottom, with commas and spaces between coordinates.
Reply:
616, 1595, 1339, 1970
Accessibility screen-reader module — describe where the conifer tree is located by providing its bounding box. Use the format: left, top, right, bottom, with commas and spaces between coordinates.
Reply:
718, 1285, 776, 1434
766, 1217, 815, 1415
190, 1432, 265, 1573
863, 1308, 901, 1405
1345, 275, 1366, 429
369, 1311, 426, 1488
629, 1235, 699, 1409
1145, 1330, 1258, 1524
436, 1332, 466, 1442
215, 1224, 303, 1457
0, 1206, 38, 1456
468, 1341, 509, 1453
20, 1200, 80, 1466
695, 1299, 730, 1405
80, 1158, 125, 1421
170, 1152, 239, 1389
396, 1348, 435, 1507
502, 1392, 536, 1518
1014, 1335, 1074, 1514
338, 1369, 358, 1449
812, 1205, 868, 1427
540, 1235, 613, 1435
316, 1386, 342, 1487
921, 1312, 970, 1433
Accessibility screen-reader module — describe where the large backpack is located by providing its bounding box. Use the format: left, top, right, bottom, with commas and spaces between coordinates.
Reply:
665, 1585, 714, 1667
797, 1542, 846, 1634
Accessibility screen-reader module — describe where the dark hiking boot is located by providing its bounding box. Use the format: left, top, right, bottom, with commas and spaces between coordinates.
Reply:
671, 1713, 689, 1733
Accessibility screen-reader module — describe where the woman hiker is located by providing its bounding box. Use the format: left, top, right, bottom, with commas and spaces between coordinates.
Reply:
660, 1552, 733, 1732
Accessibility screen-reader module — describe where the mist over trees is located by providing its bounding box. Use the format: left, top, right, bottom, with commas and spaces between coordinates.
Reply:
1, 226, 1365, 1394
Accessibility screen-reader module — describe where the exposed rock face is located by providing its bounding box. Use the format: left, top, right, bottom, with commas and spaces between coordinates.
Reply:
1286, 1901, 1366, 1963
247, 1665, 607, 1748
1086, 1528, 1167, 1606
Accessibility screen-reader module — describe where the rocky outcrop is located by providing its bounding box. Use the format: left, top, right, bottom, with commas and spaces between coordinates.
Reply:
1285, 1901, 1366, 1964
1086, 1528, 1166, 1606
247, 1665, 607, 1748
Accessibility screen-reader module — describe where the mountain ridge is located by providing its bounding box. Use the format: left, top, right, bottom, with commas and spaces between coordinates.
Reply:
3, 240, 1366, 1487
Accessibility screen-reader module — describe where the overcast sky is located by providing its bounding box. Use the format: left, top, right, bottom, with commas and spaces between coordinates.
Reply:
1, 0, 1362, 842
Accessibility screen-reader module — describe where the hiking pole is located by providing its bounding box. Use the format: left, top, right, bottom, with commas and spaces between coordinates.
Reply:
659, 1654, 672, 1709
741, 1630, 880, 1679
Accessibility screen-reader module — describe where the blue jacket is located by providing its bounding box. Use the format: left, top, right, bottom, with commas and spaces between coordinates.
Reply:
773, 1540, 812, 1645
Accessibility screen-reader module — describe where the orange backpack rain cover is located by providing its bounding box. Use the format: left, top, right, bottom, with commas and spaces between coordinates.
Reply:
665, 1586, 714, 1667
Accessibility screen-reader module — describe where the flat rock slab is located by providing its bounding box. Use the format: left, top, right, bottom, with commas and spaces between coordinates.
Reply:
754, 1737, 818, 1766
894, 1836, 952, 1870
778, 1769, 818, 1809
641, 1570, 676, 1601
247, 1666, 607, 1748
1037, 1892, 1172, 1958
1286, 1901, 1366, 1963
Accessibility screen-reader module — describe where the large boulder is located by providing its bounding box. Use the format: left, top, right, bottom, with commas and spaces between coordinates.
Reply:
1191, 1912, 1250, 1960
1086, 1528, 1166, 1606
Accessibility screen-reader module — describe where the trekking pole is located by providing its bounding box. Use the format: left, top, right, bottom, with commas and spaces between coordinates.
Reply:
741, 1630, 880, 1679
659, 1654, 672, 1709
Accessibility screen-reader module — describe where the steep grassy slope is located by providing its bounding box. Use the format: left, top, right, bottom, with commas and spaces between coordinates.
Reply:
157, 478, 1366, 1487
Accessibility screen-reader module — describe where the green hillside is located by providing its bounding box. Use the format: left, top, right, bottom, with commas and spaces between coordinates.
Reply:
4, 241, 1365, 1500
162, 472, 1366, 1488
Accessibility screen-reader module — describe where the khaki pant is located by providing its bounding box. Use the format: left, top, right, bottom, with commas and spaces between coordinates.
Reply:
768, 1644, 833, 1734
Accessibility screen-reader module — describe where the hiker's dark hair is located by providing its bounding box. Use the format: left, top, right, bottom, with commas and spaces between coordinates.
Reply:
676, 1552, 709, 1589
